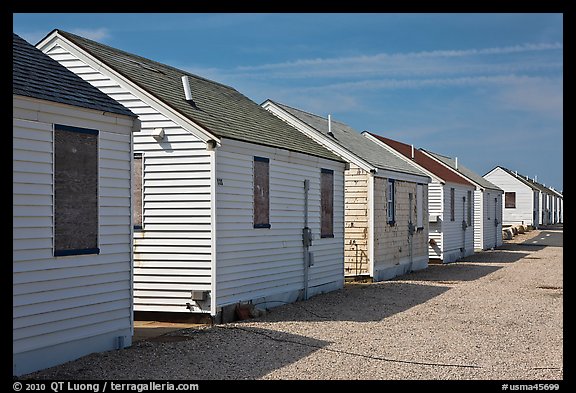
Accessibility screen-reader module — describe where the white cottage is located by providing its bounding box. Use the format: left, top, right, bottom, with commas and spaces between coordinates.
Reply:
263, 100, 432, 281
420, 150, 504, 251
38, 30, 347, 319
13, 34, 139, 376
364, 133, 476, 263
483, 166, 546, 228
548, 188, 563, 224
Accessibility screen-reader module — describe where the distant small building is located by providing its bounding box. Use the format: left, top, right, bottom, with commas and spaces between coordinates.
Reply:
263, 100, 432, 281
364, 133, 476, 263
420, 150, 503, 251
483, 166, 549, 228
13, 33, 139, 376
547, 188, 563, 224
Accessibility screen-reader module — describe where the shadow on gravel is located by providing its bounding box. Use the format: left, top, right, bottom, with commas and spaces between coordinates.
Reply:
399, 262, 503, 282
256, 281, 451, 323
457, 249, 534, 263
255, 247, 530, 324
497, 244, 546, 252
22, 326, 331, 380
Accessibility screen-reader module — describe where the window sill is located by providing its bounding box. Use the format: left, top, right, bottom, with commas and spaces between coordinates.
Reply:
321, 234, 335, 238
254, 224, 271, 229
54, 248, 100, 257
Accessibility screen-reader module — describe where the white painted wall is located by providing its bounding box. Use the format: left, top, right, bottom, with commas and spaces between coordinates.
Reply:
215, 138, 345, 309
475, 189, 504, 250
42, 42, 214, 314
473, 189, 484, 251
427, 181, 443, 259
489, 191, 504, 248
484, 168, 536, 226
13, 95, 135, 376
441, 183, 475, 263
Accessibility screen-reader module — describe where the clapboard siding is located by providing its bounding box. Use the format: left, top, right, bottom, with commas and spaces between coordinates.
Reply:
216, 138, 345, 307
479, 190, 503, 250
428, 182, 443, 259
441, 183, 475, 263
473, 190, 484, 250
13, 97, 134, 374
373, 178, 429, 274
44, 44, 213, 313
344, 163, 369, 276
484, 167, 536, 226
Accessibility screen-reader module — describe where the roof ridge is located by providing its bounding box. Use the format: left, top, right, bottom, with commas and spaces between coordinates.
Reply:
57, 29, 237, 91
422, 149, 453, 160
272, 100, 350, 127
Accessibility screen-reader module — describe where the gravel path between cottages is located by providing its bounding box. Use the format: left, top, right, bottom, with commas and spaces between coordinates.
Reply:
22, 228, 563, 380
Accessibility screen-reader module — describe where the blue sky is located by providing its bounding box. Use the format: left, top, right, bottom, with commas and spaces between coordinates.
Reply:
13, 13, 563, 191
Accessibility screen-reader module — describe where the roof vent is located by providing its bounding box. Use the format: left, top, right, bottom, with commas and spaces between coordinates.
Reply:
181, 75, 194, 103
411, 145, 415, 159
327, 114, 335, 138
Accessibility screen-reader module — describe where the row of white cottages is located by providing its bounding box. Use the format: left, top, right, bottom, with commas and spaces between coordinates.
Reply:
484, 166, 563, 228
13, 29, 556, 375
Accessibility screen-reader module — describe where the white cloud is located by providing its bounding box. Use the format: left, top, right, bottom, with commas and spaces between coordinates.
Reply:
69, 27, 110, 41
234, 42, 563, 75
288, 74, 562, 93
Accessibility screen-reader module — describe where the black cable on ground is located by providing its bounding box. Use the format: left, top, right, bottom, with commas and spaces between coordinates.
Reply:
216, 325, 484, 369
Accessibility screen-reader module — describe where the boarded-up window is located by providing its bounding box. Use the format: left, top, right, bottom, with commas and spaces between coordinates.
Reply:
321, 168, 334, 238
387, 179, 395, 224
133, 153, 143, 230
505, 192, 516, 208
450, 187, 455, 221
254, 157, 270, 228
53, 124, 99, 256
467, 190, 472, 226
416, 183, 423, 228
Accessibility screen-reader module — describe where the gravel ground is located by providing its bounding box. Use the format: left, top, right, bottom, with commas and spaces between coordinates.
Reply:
22, 227, 563, 380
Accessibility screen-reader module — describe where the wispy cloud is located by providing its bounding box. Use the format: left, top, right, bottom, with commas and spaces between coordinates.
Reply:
236, 42, 563, 72
287, 74, 562, 93
69, 27, 110, 41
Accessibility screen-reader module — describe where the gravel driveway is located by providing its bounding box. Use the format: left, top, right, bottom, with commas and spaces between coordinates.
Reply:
22, 228, 563, 380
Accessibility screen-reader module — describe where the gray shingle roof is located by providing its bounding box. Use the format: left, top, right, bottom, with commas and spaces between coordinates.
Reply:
54, 30, 343, 163
494, 166, 553, 194
268, 101, 429, 179
13, 33, 134, 118
422, 150, 502, 191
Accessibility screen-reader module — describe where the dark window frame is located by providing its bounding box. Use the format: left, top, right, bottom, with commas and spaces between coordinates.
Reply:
53, 124, 100, 257
387, 179, 395, 225
253, 156, 271, 229
505, 192, 516, 208
320, 168, 334, 238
